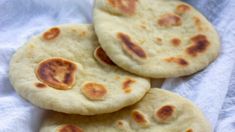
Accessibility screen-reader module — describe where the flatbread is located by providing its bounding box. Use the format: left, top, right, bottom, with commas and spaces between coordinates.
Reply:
9, 24, 150, 115
40, 88, 211, 132
94, 0, 220, 78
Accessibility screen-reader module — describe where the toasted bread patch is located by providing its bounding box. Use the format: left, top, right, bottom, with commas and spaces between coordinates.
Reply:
43, 27, 60, 40
36, 58, 77, 90
107, 0, 137, 15
117, 32, 147, 59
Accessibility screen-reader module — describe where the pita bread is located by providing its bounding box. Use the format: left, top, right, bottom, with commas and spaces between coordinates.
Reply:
40, 88, 211, 132
94, 0, 220, 78
9, 24, 150, 115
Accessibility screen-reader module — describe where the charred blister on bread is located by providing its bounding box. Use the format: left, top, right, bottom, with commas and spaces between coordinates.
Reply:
117, 32, 147, 60
35, 58, 77, 90
43, 27, 60, 40
154, 105, 177, 123
131, 109, 150, 128
186, 34, 210, 57
94, 46, 116, 66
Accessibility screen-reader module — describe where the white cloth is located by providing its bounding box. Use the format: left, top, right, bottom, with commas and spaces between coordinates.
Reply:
0, 0, 234, 131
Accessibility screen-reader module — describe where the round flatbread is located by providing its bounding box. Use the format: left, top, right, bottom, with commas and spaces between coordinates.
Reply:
40, 88, 211, 132
94, 0, 220, 78
9, 24, 150, 115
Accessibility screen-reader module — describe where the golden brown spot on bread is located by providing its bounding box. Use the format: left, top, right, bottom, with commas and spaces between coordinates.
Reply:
158, 14, 182, 27
81, 82, 107, 100
107, 0, 137, 15
58, 124, 83, 132
131, 110, 149, 127
176, 4, 190, 15
35, 82, 47, 88
35, 58, 77, 90
171, 38, 181, 46
186, 34, 209, 57
186, 129, 193, 132
123, 79, 135, 93
117, 32, 147, 59
43, 27, 60, 40
165, 57, 188, 66
155, 105, 176, 123
94, 46, 116, 66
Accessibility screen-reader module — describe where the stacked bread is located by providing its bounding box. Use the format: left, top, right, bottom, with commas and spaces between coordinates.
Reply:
9, 0, 220, 132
